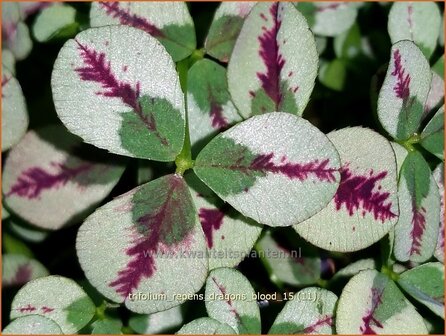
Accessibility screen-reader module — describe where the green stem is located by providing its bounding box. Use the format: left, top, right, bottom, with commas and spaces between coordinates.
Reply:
398, 133, 421, 152
174, 49, 205, 175
94, 301, 107, 321
381, 264, 400, 282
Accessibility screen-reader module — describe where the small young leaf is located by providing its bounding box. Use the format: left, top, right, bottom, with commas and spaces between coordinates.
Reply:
3, 315, 62, 335
269, 287, 337, 334
91, 319, 123, 334
295, 127, 399, 252
129, 305, 183, 334
10, 275, 96, 334
177, 317, 236, 335
332, 258, 377, 281
398, 262, 444, 318
318, 59, 347, 91
433, 163, 444, 263
227, 2, 318, 118
194, 112, 341, 227
394, 151, 441, 263
256, 231, 321, 286
1, 67, 28, 152
420, 105, 444, 160
90, 1, 196, 61
2, 2, 32, 60
188, 175, 262, 270
205, 2, 256, 62
187, 59, 242, 149
3, 254, 49, 288
2, 126, 126, 230
333, 23, 362, 60
377, 41, 431, 141
33, 4, 78, 42
76, 174, 208, 314
295, 2, 358, 37
388, 2, 441, 59
205, 268, 261, 334
336, 270, 427, 334
9, 220, 49, 243
52, 25, 185, 161
3, 233, 34, 258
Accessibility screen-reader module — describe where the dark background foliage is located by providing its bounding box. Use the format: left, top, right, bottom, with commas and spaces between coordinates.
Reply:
2, 2, 444, 333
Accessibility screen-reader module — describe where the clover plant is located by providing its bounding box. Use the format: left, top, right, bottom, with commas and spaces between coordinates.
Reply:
1, 1, 444, 335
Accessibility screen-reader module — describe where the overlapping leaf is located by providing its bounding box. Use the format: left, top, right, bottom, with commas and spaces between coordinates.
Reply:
388, 2, 441, 59
9, 220, 49, 243
129, 305, 183, 334
2, 126, 125, 230
336, 270, 427, 334
52, 25, 185, 161
1, 67, 28, 151
177, 317, 235, 335
205, 1, 256, 62
377, 41, 431, 140
398, 262, 444, 318
2, 2, 32, 60
420, 105, 444, 160
205, 268, 261, 334
187, 59, 242, 149
2, 254, 49, 288
433, 163, 444, 263
295, 2, 358, 37
256, 231, 321, 286
10, 276, 96, 334
76, 174, 208, 314
269, 287, 337, 334
227, 2, 318, 118
3, 315, 62, 335
188, 175, 262, 270
423, 72, 444, 120
90, 1, 195, 61
91, 319, 122, 334
33, 4, 78, 42
394, 151, 440, 263
194, 112, 341, 227
295, 127, 399, 252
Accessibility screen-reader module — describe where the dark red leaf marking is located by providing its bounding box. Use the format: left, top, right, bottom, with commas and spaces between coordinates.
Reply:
2, 22, 17, 44
210, 101, 228, 130
41, 306, 54, 314
303, 315, 333, 333
7, 162, 92, 199
316, 3, 341, 12
211, 277, 242, 322
231, 153, 337, 182
334, 166, 396, 223
409, 203, 427, 256
98, 2, 164, 38
2, 75, 11, 98
109, 176, 190, 297
17, 304, 36, 313
360, 288, 384, 334
256, 3, 285, 108
74, 41, 168, 146
391, 49, 411, 100
21, 2, 51, 18
4, 264, 32, 286
199, 208, 225, 248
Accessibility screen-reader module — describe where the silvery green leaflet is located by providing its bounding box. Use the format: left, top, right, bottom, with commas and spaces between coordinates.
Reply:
1, 1, 444, 334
